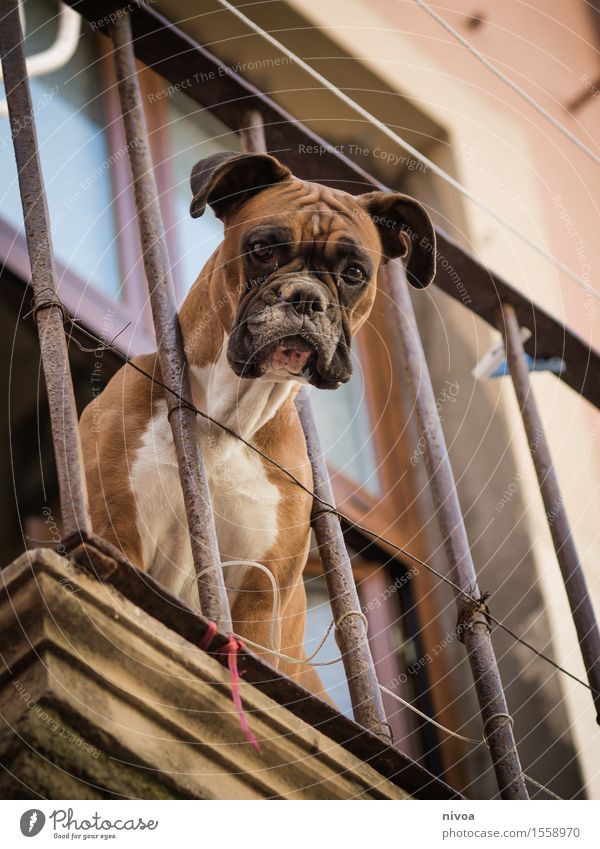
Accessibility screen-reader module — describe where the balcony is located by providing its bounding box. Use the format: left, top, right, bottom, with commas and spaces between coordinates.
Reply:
1, 0, 599, 803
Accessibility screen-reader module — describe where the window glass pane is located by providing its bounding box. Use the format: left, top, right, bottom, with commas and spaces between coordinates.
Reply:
308, 346, 382, 495
304, 575, 352, 715
0, 0, 122, 298
164, 89, 240, 293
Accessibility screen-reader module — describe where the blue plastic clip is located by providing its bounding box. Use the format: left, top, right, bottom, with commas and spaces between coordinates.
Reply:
490, 354, 565, 378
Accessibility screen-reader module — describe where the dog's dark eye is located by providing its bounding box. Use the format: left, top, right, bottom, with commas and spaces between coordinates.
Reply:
250, 241, 274, 261
342, 265, 367, 285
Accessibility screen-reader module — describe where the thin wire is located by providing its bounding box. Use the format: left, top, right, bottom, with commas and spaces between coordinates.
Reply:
380, 686, 563, 798
70, 319, 476, 602
199, 560, 341, 665
202, 550, 562, 796
53, 313, 567, 800
201, 560, 281, 647
415, 0, 600, 169
380, 684, 482, 744
523, 774, 563, 801
215, 0, 600, 302
60, 312, 598, 699
240, 626, 341, 667
201, 557, 562, 799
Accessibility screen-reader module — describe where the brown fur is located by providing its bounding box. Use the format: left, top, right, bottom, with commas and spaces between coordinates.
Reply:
80, 159, 435, 700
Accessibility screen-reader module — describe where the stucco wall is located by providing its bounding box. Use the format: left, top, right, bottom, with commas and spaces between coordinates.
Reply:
283, 0, 600, 797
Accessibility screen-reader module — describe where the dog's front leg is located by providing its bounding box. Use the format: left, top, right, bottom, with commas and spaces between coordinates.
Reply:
230, 566, 284, 663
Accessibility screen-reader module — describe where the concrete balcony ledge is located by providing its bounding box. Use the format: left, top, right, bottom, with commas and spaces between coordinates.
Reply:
0, 547, 458, 799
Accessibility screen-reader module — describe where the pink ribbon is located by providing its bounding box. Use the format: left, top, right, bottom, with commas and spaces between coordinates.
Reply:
199, 623, 260, 752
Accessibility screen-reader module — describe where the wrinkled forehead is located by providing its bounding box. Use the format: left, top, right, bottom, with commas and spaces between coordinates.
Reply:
227, 179, 382, 258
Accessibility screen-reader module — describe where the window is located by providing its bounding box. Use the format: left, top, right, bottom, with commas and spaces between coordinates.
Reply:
304, 574, 353, 715
309, 341, 382, 497
161, 89, 240, 297
304, 556, 431, 765
1, 0, 457, 782
0, 0, 121, 299
0, 1, 242, 352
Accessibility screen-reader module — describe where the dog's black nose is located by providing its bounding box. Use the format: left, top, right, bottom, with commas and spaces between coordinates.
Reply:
279, 280, 327, 317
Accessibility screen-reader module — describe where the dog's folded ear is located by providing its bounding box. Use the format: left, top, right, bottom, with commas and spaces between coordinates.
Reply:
360, 191, 436, 288
190, 151, 292, 220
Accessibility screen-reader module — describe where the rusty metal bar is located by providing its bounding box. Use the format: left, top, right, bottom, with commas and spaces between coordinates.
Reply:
239, 110, 391, 740
382, 262, 528, 798
296, 392, 392, 740
500, 302, 600, 722
0, 0, 91, 540
109, 13, 231, 630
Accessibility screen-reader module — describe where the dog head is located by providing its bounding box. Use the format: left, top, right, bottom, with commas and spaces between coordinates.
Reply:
190, 151, 436, 389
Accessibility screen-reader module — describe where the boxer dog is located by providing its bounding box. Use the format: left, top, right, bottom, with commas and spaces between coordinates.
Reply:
79, 151, 435, 694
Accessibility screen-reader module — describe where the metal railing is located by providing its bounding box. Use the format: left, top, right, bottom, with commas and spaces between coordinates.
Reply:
109, 15, 231, 632
2, 0, 600, 800
499, 304, 600, 721
0, 0, 91, 542
238, 109, 390, 741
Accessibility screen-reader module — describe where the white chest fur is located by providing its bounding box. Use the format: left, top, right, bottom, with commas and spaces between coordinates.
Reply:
130, 342, 293, 610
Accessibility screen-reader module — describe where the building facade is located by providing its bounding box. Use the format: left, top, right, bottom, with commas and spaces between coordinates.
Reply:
1, 0, 598, 798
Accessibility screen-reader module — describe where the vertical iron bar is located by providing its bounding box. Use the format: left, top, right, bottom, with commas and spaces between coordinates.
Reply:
500, 302, 600, 722
297, 392, 392, 740
382, 262, 528, 798
0, 0, 91, 540
109, 14, 231, 630
239, 110, 391, 740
